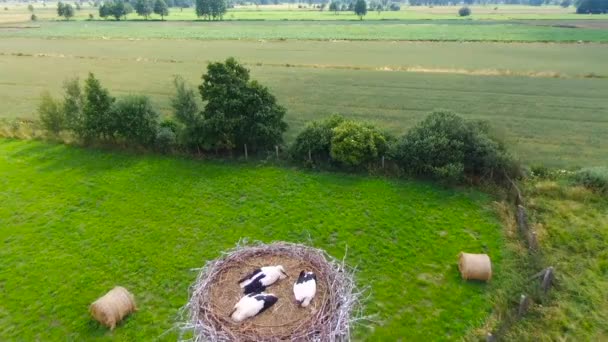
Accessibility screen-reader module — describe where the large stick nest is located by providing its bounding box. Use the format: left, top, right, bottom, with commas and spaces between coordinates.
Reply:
180, 241, 363, 341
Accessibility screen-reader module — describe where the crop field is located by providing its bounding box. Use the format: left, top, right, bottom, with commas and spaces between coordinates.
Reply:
0, 138, 511, 340
1, 38, 607, 167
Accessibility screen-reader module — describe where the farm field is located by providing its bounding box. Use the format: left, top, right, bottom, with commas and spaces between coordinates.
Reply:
1, 38, 607, 167
2, 4, 608, 22
2, 20, 608, 42
0, 138, 510, 341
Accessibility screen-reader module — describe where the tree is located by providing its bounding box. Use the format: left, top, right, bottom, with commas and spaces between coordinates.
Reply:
62, 78, 84, 135
110, 0, 127, 19
171, 76, 202, 149
109, 95, 160, 146
458, 6, 471, 16
560, 0, 571, 7
57, 1, 65, 16
529, 0, 543, 5
135, 0, 153, 18
165, 0, 175, 7
83, 73, 115, 141
27, 4, 34, 12
576, 0, 608, 14
198, 58, 288, 152
329, 1, 339, 13
209, 0, 226, 19
38, 92, 65, 135
195, 0, 211, 19
154, 0, 169, 19
99, 2, 111, 18
62, 3, 75, 19
354, 0, 367, 19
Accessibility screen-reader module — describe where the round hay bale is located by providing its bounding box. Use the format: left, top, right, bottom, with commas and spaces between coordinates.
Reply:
458, 252, 492, 281
181, 241, 362, 341
89, 286, 137, 330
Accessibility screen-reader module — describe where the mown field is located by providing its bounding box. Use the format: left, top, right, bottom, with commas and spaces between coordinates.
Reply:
1, 38, 607, 167
0, 138, 510, 340
2, 20, 608, 42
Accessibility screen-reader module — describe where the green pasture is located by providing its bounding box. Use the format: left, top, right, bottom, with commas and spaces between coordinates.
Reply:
2, 20, 608, 42
1, 38, 607, 167
0, 138, 509, 340
2, 3, 607, 23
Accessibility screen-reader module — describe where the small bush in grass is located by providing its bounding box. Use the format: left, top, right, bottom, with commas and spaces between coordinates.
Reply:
89, 13, 94, 19
38, 92, 65, 135
573, 167, 608, 194
31, 14, 37, 21
156, 125, 177, 152
330, 120, 390, 168
390, 110, 516, 183
289, 114, 345, 164
109, 95, 159, 146
458, 6, 471, 16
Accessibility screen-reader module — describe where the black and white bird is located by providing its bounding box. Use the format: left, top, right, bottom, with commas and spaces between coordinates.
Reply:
238, 265, 288, 294
293, 271, 317, 307
230, 292, 278, 322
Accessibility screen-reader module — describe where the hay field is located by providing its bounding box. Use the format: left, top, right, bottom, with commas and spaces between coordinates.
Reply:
1, 38, 607, 167
0, 138, 510, 341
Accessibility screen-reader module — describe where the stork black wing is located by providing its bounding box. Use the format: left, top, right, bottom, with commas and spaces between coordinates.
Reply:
237, 268, 262, 285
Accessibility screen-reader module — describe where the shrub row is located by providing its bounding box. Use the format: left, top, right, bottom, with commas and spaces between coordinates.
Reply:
36, 58, 519, 184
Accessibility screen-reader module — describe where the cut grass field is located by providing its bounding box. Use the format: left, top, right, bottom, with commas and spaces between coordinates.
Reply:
1, 38, 607, 167
2, 20, 608, 42
0, 138, 510, 340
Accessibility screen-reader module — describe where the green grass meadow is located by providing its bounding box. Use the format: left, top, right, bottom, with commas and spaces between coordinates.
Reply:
1, 38, 607, 167
2, 20, 608, 42
0, 138, 509, 340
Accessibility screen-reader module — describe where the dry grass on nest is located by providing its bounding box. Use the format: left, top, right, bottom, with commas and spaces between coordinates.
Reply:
178, 241, 363, 341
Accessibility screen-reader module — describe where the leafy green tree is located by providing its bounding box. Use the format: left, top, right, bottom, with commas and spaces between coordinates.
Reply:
576, 0, 608, 13
57, 1, 65, 16
198, 57, 288, 152
135, 0, 153, 18
62, 3, 75, 19
62, 78, 84, 134
109, 95, 160, 146
195, 0, 211, 19
38, 92, 65, 135
165, 0, 175, 7
110, 0, 127, 19
329, 1, 339, 13
330, 120, 389, 167
560, 0, 571, 7
75, 2, 81, 10
28, 4, 34, 12
99, 2, 111, 18
170, 76, 203, 149
83, 73, 115, 141
458, 6, 471, 16
123, 2, 133, 18
209, 0, 226, 19
354, 0, 367, 19
153, 0, 169, 19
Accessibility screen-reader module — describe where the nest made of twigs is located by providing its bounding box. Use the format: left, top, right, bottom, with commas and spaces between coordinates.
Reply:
179, 241, 362, 341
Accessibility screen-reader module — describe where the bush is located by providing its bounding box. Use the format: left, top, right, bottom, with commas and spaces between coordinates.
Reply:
289, 114, 344, 164
109, 95, 159, 146
573, 167, 608, 194
82, 73, 115, 141
38, 92, 65, 135
389, 3, 400, 11
156, 126, 177, 152
560, 0, 571, 7
458, 6, 471, 16
330, 120, 390, 168
31, 14, 37, 21
390, 111, 516, 183
89, 13, 94, 19
576, 0, 608, 14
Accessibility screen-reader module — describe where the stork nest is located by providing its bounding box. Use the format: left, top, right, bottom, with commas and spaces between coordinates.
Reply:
180, 241, 363, 341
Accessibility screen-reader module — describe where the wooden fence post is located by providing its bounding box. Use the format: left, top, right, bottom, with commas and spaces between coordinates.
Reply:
244, 144, 248, 161
308, 148, 312, 162
275, 145, 279, 159
381, 155, 385, 169
518, 294, 530, 318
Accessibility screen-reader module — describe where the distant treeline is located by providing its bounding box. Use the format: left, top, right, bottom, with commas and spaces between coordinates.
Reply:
34, 58, 520, 185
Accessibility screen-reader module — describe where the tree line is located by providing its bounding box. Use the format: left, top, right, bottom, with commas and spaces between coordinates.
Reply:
37, 58, 518, 184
